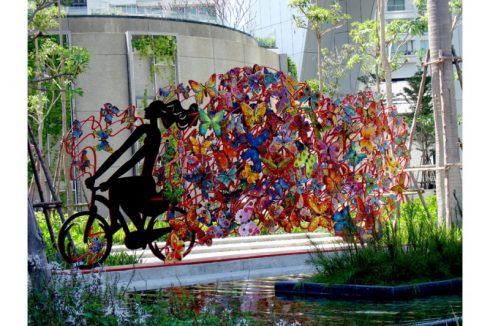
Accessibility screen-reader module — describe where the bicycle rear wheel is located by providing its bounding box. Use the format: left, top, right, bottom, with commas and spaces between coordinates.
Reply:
58, 211, 112, 269
147, 213, 196, 263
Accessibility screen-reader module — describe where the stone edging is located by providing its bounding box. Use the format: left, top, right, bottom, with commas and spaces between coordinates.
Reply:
274, 278, 462, 300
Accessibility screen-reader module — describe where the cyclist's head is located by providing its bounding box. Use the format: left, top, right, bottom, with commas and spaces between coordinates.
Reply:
145, 100, 196, 130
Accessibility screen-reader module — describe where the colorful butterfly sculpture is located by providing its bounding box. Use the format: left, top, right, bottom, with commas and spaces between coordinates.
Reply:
64, 64, 409, 264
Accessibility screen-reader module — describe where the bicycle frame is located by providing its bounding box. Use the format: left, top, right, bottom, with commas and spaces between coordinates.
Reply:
82, 188, 131, 243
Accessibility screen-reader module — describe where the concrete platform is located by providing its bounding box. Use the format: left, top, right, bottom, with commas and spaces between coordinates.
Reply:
75, 232, 349, 291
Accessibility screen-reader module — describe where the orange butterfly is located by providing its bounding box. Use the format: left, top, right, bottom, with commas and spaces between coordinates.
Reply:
391, 172, 408, 195
241, 163, 260, 184
189, 136, 211, 156
189, 74, 217, 104
360, 125, 376, 152
323, 168, 343, 193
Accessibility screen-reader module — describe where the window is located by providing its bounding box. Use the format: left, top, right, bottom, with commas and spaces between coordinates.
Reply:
70, 0, 87, 7
419, 40, 429, 51
392, 40, 414, 56
387, 0, 405, 11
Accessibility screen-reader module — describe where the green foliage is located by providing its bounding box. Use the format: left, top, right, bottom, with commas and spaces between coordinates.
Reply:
131, 35, 177, 65
321, 45, 355, 97
287, 56, 298, 79
308, 196, 462, 286
306, 79, 319, 93
289, 0, 350, 33
256, 36, 276, 49
347, 16, 427, 89
35, 212, 139, 267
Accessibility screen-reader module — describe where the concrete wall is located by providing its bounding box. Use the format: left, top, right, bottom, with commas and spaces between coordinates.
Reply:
61, 16, 280, 206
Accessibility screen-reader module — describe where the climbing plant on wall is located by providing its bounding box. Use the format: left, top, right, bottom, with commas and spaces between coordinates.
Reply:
131, 35, 177, 93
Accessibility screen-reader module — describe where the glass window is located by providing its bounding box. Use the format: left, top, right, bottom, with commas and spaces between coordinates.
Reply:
392, 40, 414, 56
71, 0, 87, 7
387, 0, 405, 11
420, 40, 429, 51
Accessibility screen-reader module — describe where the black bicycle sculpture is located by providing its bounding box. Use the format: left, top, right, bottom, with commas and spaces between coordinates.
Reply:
58, 100, 198, 269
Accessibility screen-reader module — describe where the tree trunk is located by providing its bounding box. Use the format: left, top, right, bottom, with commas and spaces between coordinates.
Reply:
427, 0, 462, 226
28, 198, 51, 293
378, 0, 393, 106
317, 32, 323, 93
58, 1, 72, 208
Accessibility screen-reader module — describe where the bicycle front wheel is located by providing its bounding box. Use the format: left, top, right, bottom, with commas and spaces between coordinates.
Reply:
58, 211, 112, 269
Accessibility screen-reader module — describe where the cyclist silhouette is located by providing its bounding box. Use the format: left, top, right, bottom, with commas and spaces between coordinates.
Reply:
85, 100, 197, 248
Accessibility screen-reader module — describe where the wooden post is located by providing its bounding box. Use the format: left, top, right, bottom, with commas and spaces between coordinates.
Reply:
451, 45, 462, 89
404, 50, 432, 220
406, 50, 430, 153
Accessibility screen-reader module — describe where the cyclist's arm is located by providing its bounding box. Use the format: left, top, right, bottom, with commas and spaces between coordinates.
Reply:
86, 125, 149, 187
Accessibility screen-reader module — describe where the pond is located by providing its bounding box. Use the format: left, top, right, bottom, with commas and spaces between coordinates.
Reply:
137, 274, 462, 325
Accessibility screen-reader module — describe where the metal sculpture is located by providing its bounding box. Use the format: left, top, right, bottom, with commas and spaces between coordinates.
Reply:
59, 65, 409, 269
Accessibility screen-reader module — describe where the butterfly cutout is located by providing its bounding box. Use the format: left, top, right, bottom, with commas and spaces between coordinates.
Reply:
189, 136, 211, 156
271, 86, 291, 112
317, 139, 340, 163
176, 83, 191, 99
217, 167, 237, 187
241, 164, 260, 184
241, 129, 271, 172
294, 149, 317, 177
342, 104, 357, 123
189, 74, 217, 104
94, 129, 113, 152
235, 203, 253, 223
344, 144, 367, 167
272, 177, 289, 199
391, 172, 408, 195
284, 75, 301, 95
241, 102, 267, 128
264, 67, 282, 88
121, 105, 138, 128
199, 109, 225, 137
322, 167, 343, 193
100, 103, 120, 124
333, 206, 352, 237
247, 72, 262, 95
360, 125, 376, 152
71, 120, 83, 140
72, 149, 90, 174
260, 156, 293, 175
268, 130, 297, 155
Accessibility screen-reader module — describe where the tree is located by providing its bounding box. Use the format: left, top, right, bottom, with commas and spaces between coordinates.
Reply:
196, 0, 257, 33
378, 0, 393, 106
28, 0, 90, 204
289, 0, 350, 93
347, 13, 427, 97
320, 45, 355, 97
427, 0, 462, 226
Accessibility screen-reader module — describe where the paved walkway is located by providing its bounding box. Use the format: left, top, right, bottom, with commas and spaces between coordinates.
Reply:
79, 232, 348, 291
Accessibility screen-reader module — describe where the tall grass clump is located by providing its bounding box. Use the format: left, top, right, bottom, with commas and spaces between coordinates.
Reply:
308, 196, 462, 286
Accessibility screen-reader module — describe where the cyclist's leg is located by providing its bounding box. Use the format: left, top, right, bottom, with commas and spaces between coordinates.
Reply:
109, 176, 158, 231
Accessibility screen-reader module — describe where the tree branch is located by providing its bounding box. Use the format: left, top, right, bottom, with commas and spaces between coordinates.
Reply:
29, 72, 76, 84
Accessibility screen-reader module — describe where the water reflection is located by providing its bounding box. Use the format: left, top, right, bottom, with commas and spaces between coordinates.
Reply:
138, 275, 462, 325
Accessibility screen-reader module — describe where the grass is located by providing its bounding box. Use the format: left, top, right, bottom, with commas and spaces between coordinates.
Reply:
36, 211, 141, 267
308, 196, 462, 286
